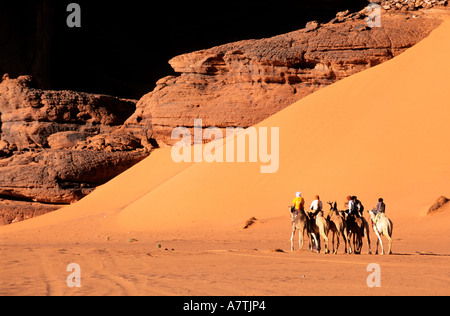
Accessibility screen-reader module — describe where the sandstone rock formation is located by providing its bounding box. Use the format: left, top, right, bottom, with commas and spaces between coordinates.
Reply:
0, 76, 150, 224
370, 0, 448, 11
428, 196, 450, 215
125, 7, 445, 145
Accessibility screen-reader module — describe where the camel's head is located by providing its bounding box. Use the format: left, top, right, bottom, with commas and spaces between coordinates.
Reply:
367, 209, 377, 218
327, 201, 338, 211
289, 206, 296, 219
339, 210, 348, 219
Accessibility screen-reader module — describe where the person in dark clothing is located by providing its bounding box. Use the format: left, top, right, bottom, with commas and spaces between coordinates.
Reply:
376, 198, 386, 214
352, 196, 364, 217
374, 198, 386, 223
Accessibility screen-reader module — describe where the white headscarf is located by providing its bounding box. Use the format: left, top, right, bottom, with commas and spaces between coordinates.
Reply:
296, 192, 302, 198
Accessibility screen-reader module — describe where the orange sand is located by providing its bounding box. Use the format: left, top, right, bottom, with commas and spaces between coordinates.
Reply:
0, 18, 449, 296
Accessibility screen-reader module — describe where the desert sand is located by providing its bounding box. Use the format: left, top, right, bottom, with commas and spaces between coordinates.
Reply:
0, 18, 449, 297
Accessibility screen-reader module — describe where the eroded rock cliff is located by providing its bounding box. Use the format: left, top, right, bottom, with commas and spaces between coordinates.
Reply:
0, 76, 150, 224
125, 8, 444, 145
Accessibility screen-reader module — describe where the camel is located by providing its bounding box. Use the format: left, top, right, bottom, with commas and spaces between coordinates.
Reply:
290, 207, 314, 252
368, 210, 393, 255
308, 210, 330, 254
327, 202, 348, 254
341, 211, 372, 255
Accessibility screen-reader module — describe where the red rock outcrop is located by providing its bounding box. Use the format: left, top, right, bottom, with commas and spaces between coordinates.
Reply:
374, 0, 448, 11
0, 75, 137, 150
0, 76, 150, 224
428, 196, 450, 215
125, 8, 445, 145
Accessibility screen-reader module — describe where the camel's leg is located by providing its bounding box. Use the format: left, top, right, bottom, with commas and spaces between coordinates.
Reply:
314, 231, 321, 253
343, 230, 348, 254
291, 228, 296, 252
341, 229, 348, 254
353, 234, 358, 254
366, 228, 372, 255
299, 228, 304, 251
336, 232, 341, 254
388, 236, 393, 255
348, 232, 353, 254
320, 229, 329, 254
311, 233, 319, 253
360, 236, 364, 254
357, 234, 363, 254
307, 232, 312, 251
387, 235, 393, 255
324, 234, 330, 254
385, 229, 393, 255
387, 221, 394, 255
331, 231, 335, 254
374, 229, 384, 255
333, 231, 339, 255
379, 236, 385, 255
336, 232, 341, 255
373, 226, 379, 254
322, 233, 330, 254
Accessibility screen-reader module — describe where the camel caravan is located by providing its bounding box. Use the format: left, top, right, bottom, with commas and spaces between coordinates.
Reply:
290, 194, 394, 255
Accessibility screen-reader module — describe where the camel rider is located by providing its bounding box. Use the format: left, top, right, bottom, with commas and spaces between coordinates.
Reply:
291, 192, 305, 222
309, 195, 323, 217
307, 195, 322, 232
373, 198, 386, 223
353, 196, 364, 217
345, 196, 355, 216
292, 192, 305, 212
346, 196, 362, 217
345, 195, 358, 227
